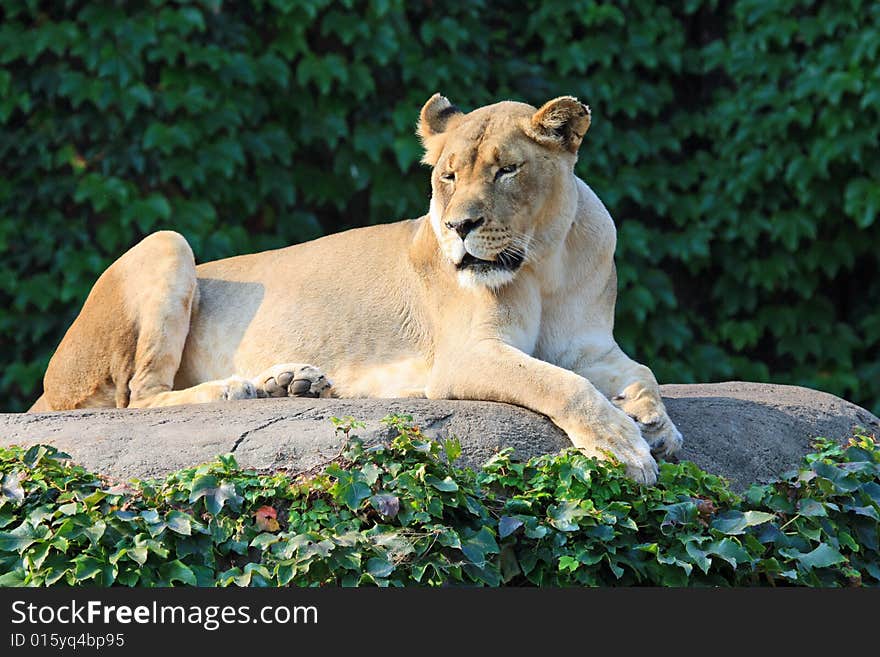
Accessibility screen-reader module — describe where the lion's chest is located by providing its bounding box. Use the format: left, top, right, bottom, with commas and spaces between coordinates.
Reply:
493, 281, 542, 356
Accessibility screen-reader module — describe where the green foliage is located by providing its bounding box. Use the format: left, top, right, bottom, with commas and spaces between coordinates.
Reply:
1, 0, 878, 412
1, 417, 879, 587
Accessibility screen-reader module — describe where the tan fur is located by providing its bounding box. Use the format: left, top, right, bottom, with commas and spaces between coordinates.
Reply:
31, 96, 682, 484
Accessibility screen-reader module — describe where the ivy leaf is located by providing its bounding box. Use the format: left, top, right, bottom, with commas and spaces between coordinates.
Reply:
0, 570, 26, 586
160, 560, 197, 586
23, 445, 48, 468
0, 510, 15, 529
436, 528, 461, 549
498, 516, 524, 539
842, 504, 879, 521
360, 462, 382, 485
334, 477, 372, 511
0, 522, 49, 554
188, 475, 242, 515
443, 438, 462, 463
128, 546, 149, 566
250, 533, 280, 550
813, 462, 861, 493
710, 510, 775, 535
425, 475, 458, 492
73, 556, 104, 582
685, 541, 712, 574
461, 527, 499, 566
166, 511, 192, 535
797, 498, 827, 517
659, 501, 698, 532
366, 557, 394, 579
83, 519, 106, 545
548, 501, 589, 532
706, 538, 752, 568
780, 543, 847, 570
558, 555, 579, 572
499, 545, 521, 583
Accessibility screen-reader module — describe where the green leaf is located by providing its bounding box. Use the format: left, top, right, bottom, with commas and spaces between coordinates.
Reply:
843, 504, 879, 521
23, 446, 48, 468
366, 557, 394, 578
659, 501, 698, 531
129, 546, 148, 566
334, 477, 372, 511
360, 462, 381, 485
436, 528, 461, 549
0, 522, 49, 554
250, 532, 280, 550
165, 511, 192, 535
189, 476, 242, 515
0, 569, 27, 586
425, 475, 458, 492
706, 538, 753, 569
710, 510, 775, 535
685, 541, 712, 574
797, 498, 827, 517
160, 560, 197, 586
813, 462, 862, 492
461, 527, 499, 566
443, 438, 462, 463
0, 510, 15, 529
781, 543, 847, 570
83, 519, 106, 545
26, 542, 51, 570
548, 501, 589, 532
498, 516, 524, 539
73, 556, 104, 582
559, 555, 580, 572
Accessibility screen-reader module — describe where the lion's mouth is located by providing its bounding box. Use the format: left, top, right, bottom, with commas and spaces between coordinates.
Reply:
456, 249, 524, 272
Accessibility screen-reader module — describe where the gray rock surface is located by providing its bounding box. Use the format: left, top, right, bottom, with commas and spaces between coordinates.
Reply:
1, 382, 877, 490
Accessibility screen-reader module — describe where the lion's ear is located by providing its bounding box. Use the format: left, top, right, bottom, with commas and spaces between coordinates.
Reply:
525, 96, 591, 153
418, 93, 464, 166
418, 93, 463, 139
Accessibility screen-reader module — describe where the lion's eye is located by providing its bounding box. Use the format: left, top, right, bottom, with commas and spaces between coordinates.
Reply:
440, 171, 456, 183
495, 164, 518, 180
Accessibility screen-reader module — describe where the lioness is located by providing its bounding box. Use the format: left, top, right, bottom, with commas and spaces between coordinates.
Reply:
30, 94, 682, 483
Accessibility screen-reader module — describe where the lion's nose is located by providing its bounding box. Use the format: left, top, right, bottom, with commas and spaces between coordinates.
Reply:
445, 217, 485, 240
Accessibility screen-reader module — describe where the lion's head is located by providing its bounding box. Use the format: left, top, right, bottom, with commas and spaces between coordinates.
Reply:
418, 94, 591, 288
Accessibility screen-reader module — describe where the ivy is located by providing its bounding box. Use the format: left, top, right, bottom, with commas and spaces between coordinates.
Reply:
1, 416, 879, 587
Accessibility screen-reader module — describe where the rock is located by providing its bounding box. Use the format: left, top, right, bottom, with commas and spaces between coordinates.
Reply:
0, 382, 876, 490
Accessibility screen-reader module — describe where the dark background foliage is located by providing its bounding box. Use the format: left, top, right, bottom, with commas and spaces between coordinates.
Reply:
1, 0, 877, 413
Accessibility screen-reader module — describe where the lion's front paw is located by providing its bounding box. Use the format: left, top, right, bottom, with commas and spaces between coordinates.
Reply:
568, 408, 658, 485
613, 382, 683, 460
253, 363, 332, 399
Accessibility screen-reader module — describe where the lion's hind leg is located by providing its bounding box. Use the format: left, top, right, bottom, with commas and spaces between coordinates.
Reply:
252, 363, 332, 399
38, 230, 253, 411
38, 231, 195, 410
121, 233, 267, 409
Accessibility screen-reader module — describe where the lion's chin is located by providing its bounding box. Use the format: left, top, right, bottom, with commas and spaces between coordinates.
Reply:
456, 267, 517, 290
